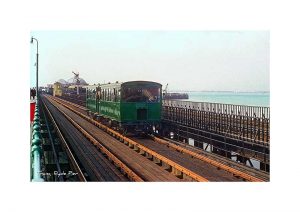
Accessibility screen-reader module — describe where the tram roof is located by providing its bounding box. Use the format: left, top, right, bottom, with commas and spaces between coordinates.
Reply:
121, 81, 162, 87
85, 81, 162, 90
100, 80, 161, 87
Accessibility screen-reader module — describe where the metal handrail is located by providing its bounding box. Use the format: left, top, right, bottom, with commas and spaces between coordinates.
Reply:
163, 100, 270, 119
31, 98, 44, 182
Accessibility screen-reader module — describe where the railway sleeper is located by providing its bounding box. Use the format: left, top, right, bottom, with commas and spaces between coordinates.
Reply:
172, 168, 183, 179
146, 154, 153, 161
153, 157, 162, 165
138, 149, 146, 156
46, 96, 143, 182
49, 95, 210, 182
182, 173, 194, 181
161, 162, 172, 172
58, 96, 267, 181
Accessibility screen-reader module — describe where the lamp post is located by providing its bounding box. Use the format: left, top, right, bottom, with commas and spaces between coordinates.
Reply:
31, 37, 39, 98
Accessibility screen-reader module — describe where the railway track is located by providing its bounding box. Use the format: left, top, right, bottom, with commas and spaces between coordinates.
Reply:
152, 136, 268, 181
46, 94, 266, 182
42, 97, 129, 181
42, 98, 86, 181
128, 137, 242, 181
159, 136, 269, 181
58, 95, 86, 107
43, 95, 185, 181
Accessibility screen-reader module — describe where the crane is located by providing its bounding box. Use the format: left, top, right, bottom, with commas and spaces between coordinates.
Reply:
72, 71, 80, 95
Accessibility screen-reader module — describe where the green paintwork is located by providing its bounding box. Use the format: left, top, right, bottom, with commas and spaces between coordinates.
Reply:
86, 81, 162, 125
86, 98, 97, 113
99, 101, 121, 121
120, 102, 161, 122
87, 99, 161, 124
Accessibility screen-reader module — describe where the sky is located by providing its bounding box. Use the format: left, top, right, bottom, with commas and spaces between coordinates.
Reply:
30, 31, 269, 92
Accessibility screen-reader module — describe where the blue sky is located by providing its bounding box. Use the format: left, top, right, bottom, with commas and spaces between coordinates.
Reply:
30, 31, 269, 91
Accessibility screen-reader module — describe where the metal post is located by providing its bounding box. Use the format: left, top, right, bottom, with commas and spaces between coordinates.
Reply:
36, 51, 39, 97
32, 150, 41, 179
31, 37, 39, 98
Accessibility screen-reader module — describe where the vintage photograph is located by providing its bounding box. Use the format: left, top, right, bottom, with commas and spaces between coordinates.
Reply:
30, 31, 270, 182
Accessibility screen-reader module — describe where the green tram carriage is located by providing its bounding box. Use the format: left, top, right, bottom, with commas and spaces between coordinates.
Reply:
86, 81, 162, 133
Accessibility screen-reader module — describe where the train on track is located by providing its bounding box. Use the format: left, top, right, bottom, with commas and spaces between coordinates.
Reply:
86, 81, 162, 133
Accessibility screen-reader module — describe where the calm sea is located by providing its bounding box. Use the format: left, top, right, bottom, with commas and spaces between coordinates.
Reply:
180, 91, 270, 107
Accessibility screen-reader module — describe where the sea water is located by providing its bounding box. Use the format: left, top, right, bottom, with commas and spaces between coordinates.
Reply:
183, 91, 270, 107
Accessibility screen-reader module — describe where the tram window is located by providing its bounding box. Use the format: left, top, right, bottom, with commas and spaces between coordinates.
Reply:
117, 89, 121, 101
109, 88, 111, 101
110, 88, 113, 101
111, 89, 113, 101
112, 88, 116, 102
122, 86, 161, 102
96, 89, 101, 100
113, 88, 115, 102
89, 89, 95, 99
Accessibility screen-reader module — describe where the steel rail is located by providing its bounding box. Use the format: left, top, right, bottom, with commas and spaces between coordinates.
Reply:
48, 95, 264, 182
152, 136, 264, 182
57, 96, 87, 111
161, 136, 269, 181
42, 98, 87, 182
119, 135, 209, 182
41, 101, 64, 181
47, 95, 209, 182
46, 96, 143, 182
60, 96, 86, 106
48, 95, 265, 181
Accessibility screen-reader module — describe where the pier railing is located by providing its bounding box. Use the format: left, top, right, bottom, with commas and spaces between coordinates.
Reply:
163, 100, 270, 119
162, 100, 270, 144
